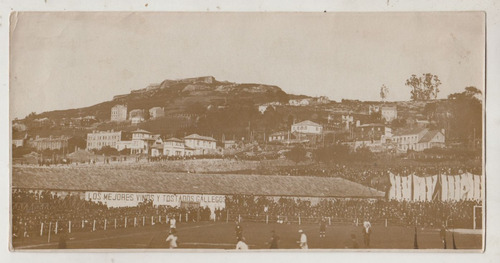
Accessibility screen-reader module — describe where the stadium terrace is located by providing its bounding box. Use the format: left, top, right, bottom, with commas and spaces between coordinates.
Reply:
12, 166, 385, 203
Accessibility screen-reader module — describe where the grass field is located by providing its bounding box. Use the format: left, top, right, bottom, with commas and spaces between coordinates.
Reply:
12, 221, 483, 251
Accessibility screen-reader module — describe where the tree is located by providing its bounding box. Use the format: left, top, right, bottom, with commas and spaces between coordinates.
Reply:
380, 84, 389, 101
447, 86, 482, 148
405, 73, 441, 101
285, 145, 307, 163
96, 146, 118, 156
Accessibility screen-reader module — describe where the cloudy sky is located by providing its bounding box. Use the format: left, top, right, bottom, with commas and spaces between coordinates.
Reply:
10, 12, 484, 119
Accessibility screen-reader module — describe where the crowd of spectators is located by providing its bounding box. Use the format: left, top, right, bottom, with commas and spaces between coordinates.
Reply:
12, 190, 218, 240
225, 195, 481, 229
256, 165, 482, 191
12, 189, 481, 242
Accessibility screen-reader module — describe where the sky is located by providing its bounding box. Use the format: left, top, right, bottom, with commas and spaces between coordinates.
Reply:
9, 12, 485, 119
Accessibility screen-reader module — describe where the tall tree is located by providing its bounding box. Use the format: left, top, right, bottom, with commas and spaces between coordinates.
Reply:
405, 73, 441, 101
380, 84, 389, 101
447, 86, 482, 148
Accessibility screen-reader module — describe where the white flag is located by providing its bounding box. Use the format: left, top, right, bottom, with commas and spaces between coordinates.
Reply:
473, 174, 481, 201
401, 176, 409, 200
425, 176, 435, 201
389, 172, 396, 200
454, 175, 461, 201
447, 175, 455, 200
480, 174, 485, 202
419, 176, 427, 201
466, 173, 475, 200
407, 175, 413, 201
395, 175, 402, 201
441, 174, 448, 201
411, 174, 418, 201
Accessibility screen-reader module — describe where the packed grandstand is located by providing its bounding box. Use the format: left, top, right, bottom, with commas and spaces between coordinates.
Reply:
11, 162, 483, 246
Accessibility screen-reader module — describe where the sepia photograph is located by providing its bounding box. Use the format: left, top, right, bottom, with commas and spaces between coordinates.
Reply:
9, 11, 485, 251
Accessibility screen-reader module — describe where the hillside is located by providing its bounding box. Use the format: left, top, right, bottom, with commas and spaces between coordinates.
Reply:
32, 76, 289, 121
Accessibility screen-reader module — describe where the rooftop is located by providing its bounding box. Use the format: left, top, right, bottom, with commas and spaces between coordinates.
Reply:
293, 120, 322, 127
184, 134, 216, 142
418, 130, 442, 143
165, 137, 183, 142
132, 129, 151, 134
12, 166, 385, 198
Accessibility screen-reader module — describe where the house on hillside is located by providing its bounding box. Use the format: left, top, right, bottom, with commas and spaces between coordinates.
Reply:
111, 105, 128, 122
223, 140, 237, 149
129, 109, 145, 124
369, 105, 380, 115
27, 135, 70, 151
291, 120, 323, 135
150, 137, 164, 157
341, 114, 355, 130
316, 96, 330, 104
288, 98, 311, 106
416, 130, 445, 151
12, 122, 27, 132
116, 129, 158, 155
268, 131, 292, 143
12, 132, 28, 147
353, 124, 391, 143
381, 106, 398, 122
32, 118, 53, 128
86, 130, 127, 150
149, 107, 165, 120
163, 138, 194, 157
184, 134, 217, 155
392, 128, 445, 152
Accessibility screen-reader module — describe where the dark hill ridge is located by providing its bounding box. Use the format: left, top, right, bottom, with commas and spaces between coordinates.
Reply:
32, 76, 290, 121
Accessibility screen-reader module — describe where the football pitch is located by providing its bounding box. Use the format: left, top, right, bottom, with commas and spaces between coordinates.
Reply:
12, 221, 483, 250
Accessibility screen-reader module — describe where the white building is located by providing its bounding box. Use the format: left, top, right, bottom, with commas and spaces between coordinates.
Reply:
288, 98, 311, 106
316, 96, 329, 104
150, 137, 164, 157
381, 106, 398, 122
369, 105, 380, 115
111, 105, 127, 122
291, 120, 323, 135
12, 132, 28, 147
149, 107, 165, 120
268, 131, 289, 142
129, 109, 145, 124
28, 136, 69, 151
392, 128, 445, 152
163, 138, 194, 157
223, 140, 237, 149
415, 130, 446, 151
116, 129, 157, 155
341, 115, 355, 130
184, 134, 217, 155
87, 130, 124, 150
